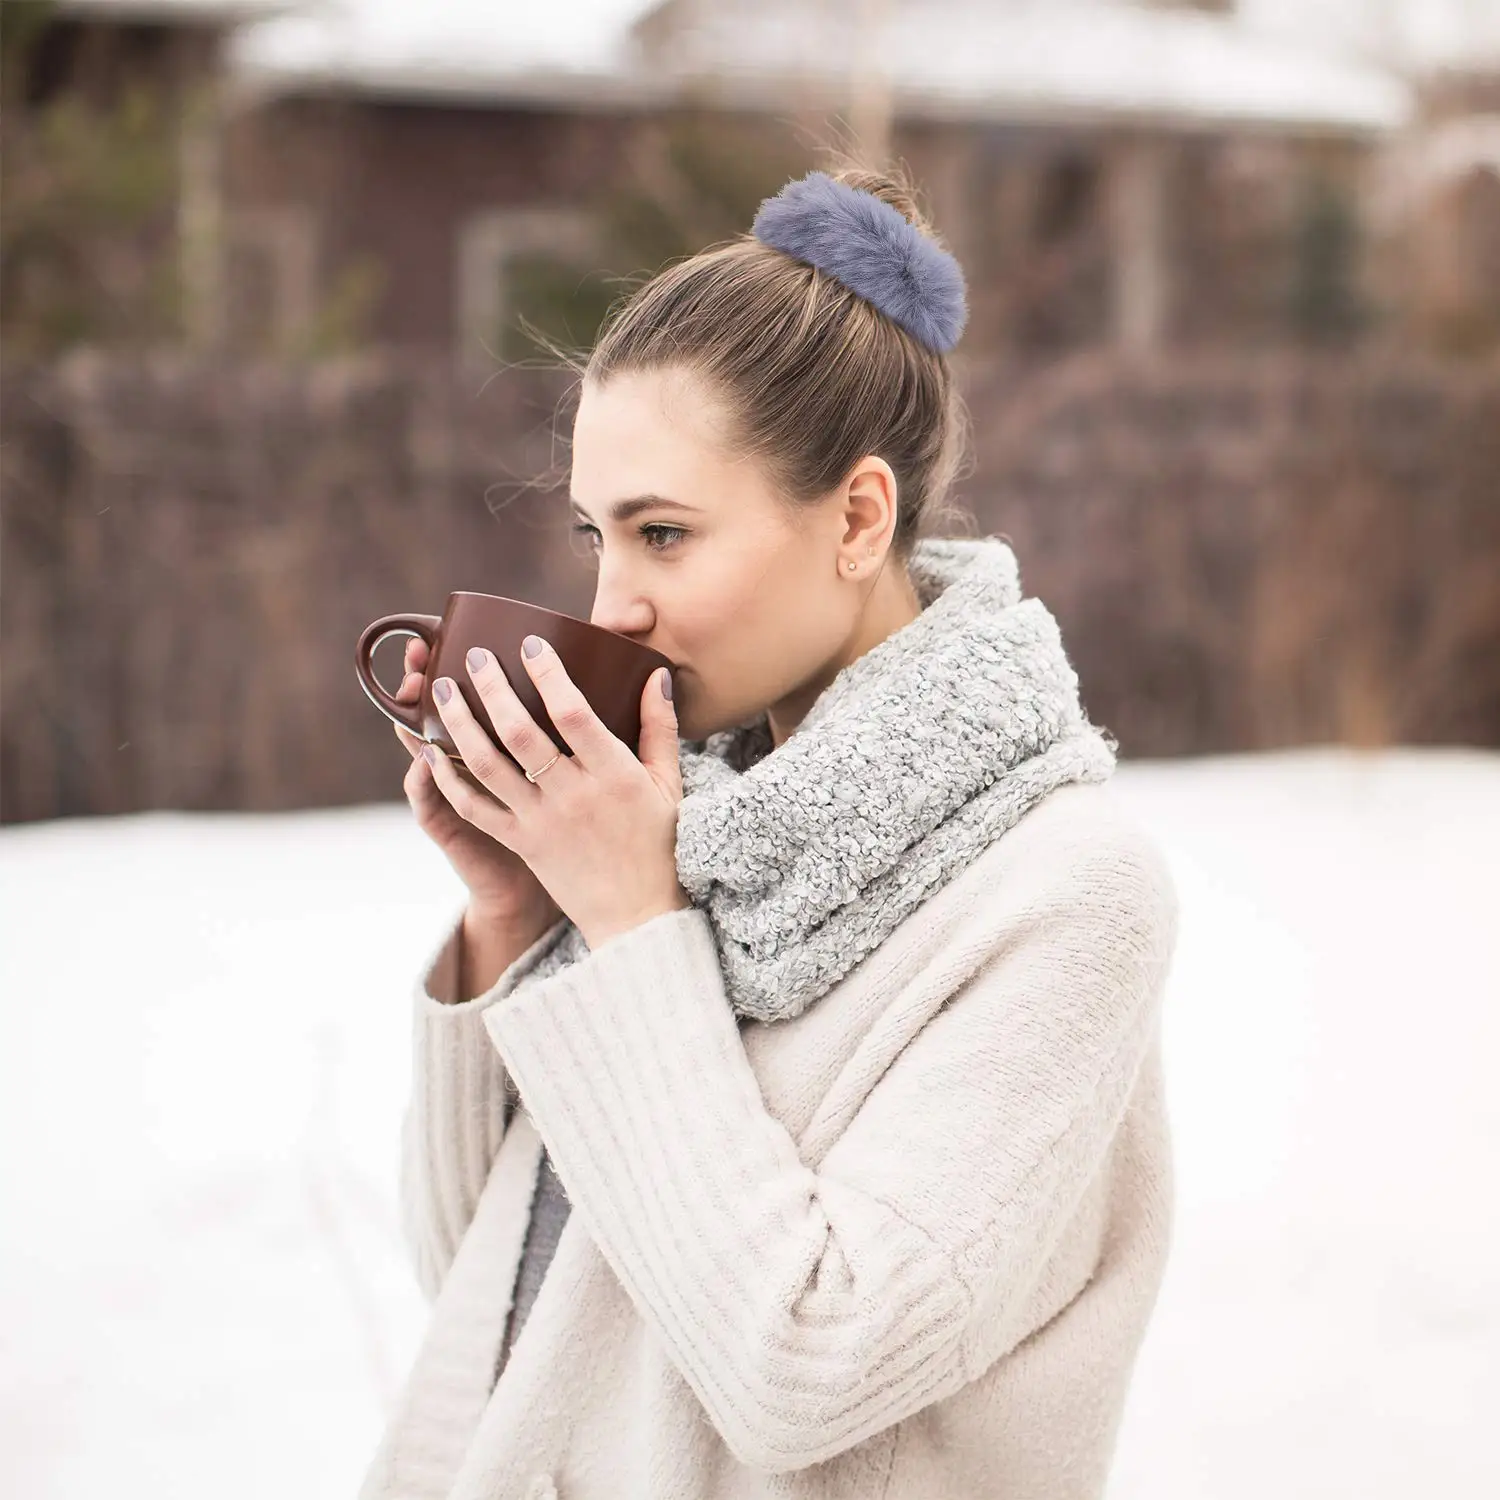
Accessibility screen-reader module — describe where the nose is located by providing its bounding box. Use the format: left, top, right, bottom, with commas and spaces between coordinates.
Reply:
589, 595, 664, 663
587, 579, 641, 639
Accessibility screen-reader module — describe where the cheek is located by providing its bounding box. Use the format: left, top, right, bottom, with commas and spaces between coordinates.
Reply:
665, 532, 814, 661
671, 552, 770, 635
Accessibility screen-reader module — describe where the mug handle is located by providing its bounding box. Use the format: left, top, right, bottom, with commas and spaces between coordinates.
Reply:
355, 613, 443, 736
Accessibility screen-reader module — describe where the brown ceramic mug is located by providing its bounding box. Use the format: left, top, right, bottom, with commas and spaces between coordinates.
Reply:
355, 592, 675, 772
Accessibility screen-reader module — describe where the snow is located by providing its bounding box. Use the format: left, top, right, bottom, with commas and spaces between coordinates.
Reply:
647, 0, 1413, 133
1243, 0, 1500, 73
2, 746, 1497, 1496
227, 0, 1415, 133
229, 0, 658, 83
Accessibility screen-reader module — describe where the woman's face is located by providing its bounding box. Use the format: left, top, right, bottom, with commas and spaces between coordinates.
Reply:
568, 365, 913, 746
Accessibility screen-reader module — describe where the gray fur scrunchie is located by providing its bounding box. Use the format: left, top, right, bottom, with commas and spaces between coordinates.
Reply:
751, 171, 969, 353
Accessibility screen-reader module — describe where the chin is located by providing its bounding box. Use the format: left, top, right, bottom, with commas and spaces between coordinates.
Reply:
680, 706, 764, 745
673, 701, 721, 744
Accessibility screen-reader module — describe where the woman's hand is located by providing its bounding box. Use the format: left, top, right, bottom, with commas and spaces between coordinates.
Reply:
421, 634, 691, 952
393, 635, 562, 929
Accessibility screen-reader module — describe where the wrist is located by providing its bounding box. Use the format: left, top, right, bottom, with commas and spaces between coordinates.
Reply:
583, 893, 693, 953
465, 898, 561, 941
450, 899, 563, 1005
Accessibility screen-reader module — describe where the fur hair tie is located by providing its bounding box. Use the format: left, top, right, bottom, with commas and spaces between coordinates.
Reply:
750, 171, 969, 353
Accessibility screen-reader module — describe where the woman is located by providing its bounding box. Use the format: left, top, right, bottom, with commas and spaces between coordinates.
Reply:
359, 166, 1179, 1500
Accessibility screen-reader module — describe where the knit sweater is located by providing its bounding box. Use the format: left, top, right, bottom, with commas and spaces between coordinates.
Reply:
361, 778, 1179, 1500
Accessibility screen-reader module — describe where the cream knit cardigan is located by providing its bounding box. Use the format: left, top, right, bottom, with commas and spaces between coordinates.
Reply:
358, 778, 1179, 1500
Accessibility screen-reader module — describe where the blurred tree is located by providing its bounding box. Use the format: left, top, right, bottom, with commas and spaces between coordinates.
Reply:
1, 0, 184, 355
501, 113, 808, 362
0, 0, 380, 360
290, 258, 387, 361
1, 0, 53, 88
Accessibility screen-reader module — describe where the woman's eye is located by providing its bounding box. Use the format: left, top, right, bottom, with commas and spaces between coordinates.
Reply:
569, 522, 686, 557
640, 524, 687, 551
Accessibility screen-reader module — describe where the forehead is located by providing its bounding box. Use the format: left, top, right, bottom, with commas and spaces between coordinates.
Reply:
571, 369, 742, 503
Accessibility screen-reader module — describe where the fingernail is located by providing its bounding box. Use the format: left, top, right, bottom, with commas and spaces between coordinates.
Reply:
467, 646, 488, 672
422, 744, 437, 764
660, 668, 673, 702
522, 634, 545, 659
433, 678, 452, 704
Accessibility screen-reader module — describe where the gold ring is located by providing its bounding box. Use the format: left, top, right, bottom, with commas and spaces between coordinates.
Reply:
525, 751, 562, 783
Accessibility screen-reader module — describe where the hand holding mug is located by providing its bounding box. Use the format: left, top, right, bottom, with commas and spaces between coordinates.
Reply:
418, 629, 690, 953
360, 590, 677, 939
392, 634, 561, 928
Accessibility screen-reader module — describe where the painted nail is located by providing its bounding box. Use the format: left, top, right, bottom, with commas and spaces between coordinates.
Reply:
522, 635, 545, 658
422, 744, 437, 765
467, 647, 488, 672
433, 678, 452, 704
660, 669, 673, 702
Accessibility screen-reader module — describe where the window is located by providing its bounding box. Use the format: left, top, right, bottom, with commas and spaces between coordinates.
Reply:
454, 207, 598, 369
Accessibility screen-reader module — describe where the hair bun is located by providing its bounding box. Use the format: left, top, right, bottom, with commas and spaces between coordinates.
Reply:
751, 171, 968, 354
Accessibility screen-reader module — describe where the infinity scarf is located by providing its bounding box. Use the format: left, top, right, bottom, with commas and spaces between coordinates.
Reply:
665, 534, 1118, 1024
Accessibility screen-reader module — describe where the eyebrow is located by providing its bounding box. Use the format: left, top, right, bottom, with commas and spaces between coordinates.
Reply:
568, 495, 701, 524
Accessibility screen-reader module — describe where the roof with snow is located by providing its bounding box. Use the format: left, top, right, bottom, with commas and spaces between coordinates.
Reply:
1241, 0, 1500, 76
225, 0, 1421, 136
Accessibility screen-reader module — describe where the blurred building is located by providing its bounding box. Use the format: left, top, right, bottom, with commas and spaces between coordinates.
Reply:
1241, 0, 1500, 350
217, 0, 1417, 363
7, 1, 1500, 361
5, 3, 1497, 823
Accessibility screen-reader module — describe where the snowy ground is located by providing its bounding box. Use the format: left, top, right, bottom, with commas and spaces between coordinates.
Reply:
2, 747, 1496, 1498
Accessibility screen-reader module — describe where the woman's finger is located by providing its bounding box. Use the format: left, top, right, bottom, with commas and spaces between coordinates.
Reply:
393, 665, 427, 754
403, 745, 456, 823
402, 748, 427, 795
425, 743, 522, 837
403, 750, 437, 813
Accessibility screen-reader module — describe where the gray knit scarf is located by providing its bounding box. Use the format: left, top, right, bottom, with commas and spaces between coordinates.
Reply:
665, 534, 1118, 1024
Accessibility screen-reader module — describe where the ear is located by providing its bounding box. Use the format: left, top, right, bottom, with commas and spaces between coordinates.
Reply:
638, 668, 683, 799
842, 455, 899, 554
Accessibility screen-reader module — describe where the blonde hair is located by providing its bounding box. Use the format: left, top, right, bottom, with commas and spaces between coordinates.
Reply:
584, 162, 973, 563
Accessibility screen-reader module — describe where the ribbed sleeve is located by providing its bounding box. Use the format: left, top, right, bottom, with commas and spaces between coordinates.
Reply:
398, 911, 588, 1303
480, 825, 1179, 1474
